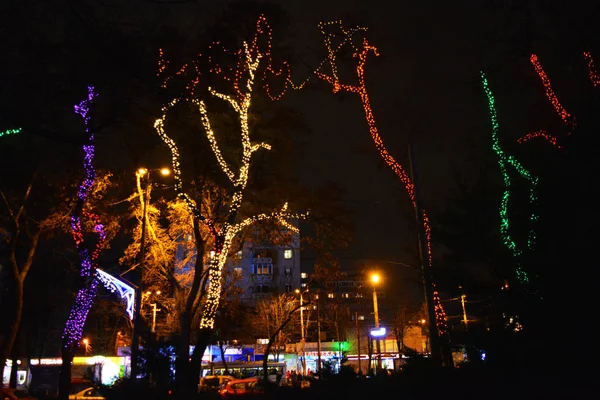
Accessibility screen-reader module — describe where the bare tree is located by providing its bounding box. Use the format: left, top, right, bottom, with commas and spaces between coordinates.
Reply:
250, 294, 304, 384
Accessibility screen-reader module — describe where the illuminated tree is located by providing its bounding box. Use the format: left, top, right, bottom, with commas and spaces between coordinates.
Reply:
155, 15, 307, 392
250, 293, 303, 383
308, 21, 450, 360
480, 51, 599, 285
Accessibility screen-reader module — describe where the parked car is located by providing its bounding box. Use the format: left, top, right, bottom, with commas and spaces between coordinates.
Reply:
218, 377, 264, 398
68, 387, 105, 400
2, 388, 37, 400
198, 375, 236, 392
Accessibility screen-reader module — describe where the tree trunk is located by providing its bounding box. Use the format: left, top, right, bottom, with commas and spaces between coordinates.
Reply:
175, 312, 191, 395
218, 341, 229, 375
58, 344, 74, 400
189, 329, 210, 393
0, 277, 23, 389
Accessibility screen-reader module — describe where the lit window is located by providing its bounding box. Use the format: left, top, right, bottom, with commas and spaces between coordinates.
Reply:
257, 338, 268, 345
236, 250, 242, 259
301, 272, 307, 279
358, 315, 365, 321
253, 265, 273, 275
284, 249, 292, 259
343, 293, 350, 298
285, 268, 292, 276
233, 268, 242, 277
328, 293, 334, 299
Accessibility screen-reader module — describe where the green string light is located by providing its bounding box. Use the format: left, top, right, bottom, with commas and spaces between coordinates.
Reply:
0, 128, 21, 138
481, 71, 539, 284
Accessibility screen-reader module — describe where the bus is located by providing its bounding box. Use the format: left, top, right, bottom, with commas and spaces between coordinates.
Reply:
201, 361, 286, 381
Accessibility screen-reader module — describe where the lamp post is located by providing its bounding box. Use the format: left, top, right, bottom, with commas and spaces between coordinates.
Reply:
130, 167, 170, 381
295, 288, 308, 376
82, 338, 91, 356
370, 273, 382, 373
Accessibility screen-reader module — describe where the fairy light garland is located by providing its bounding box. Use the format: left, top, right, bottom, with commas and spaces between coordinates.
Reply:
530, 54, 577, 134
481, 72, 541, 284
583, 51, 600, 87
0, 127, 21, 138
63, 87, 109, 347
314, 21, 446, 332
96, 268, 135, 320
517, 130, 563, 148
432, 285, 448, 335
156, 17, 308, 330
158, 15, 292, 102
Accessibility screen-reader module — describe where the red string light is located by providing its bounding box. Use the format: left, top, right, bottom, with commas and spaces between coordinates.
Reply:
517, 130, 563, 148
583, 51, 600, 87
157, 15, 291, 102
315, 22, 446, 331
530, 54, 577, 135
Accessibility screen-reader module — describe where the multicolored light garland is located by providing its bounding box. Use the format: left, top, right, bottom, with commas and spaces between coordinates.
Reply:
481, 72, 539, 284
156, 17, 308, 330
0, 127, 21, 138
63, 87, 107, 347
312, 21, 447, 333
158, 15, 292, 102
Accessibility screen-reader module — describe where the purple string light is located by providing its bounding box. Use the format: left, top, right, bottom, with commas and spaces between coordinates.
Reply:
63, 87, 106, 347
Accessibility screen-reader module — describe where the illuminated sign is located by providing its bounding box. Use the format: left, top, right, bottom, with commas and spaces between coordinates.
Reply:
370, 327, 387, 337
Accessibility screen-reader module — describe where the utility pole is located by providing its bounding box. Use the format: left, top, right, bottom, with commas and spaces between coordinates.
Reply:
355, 311, 362, 375
130, 174, 149, 381
372, 286, 382, 373
461, 294, 468, 330
316, 296, 322, 375
408, 142, 443, 366
151, 303, 161, 333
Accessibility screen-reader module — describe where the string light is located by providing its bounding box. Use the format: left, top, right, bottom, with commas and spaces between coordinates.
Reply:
63, 87, 108, 347
156, 17, 308, 330
517, 130, 563, 148
158, 15, 292, 102
583, 51, 600, 87
529, 54, 577, 135
0, 127, 21, 138
96, 268, 135, 320
481, 72, 539, 284
432, 285, 448, 336
314, 22, 446, 332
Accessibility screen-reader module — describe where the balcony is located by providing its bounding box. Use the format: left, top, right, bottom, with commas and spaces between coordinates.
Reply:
252, 274, 273, 284
252, 257, 272, 264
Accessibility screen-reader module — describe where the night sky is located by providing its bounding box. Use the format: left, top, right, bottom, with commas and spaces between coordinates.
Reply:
2, 0, 598, 296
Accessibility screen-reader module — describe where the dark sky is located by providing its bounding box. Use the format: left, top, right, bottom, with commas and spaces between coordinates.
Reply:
2, 0, 597, 296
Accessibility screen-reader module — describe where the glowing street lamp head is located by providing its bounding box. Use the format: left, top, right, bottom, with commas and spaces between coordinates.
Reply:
82, 338, 89, 345
295, 289, 300, 294
371, 273, 381, 284
137, 168, 148, 176
160, 168, 170, 176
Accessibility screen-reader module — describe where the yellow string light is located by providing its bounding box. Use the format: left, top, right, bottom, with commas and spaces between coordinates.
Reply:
155, 17, 308, 329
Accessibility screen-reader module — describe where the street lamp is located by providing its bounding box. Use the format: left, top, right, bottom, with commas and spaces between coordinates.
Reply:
370, 272, 382, 373
82, 338, 91, 356
130, 167, 170, 381
294, 288, 308, 376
